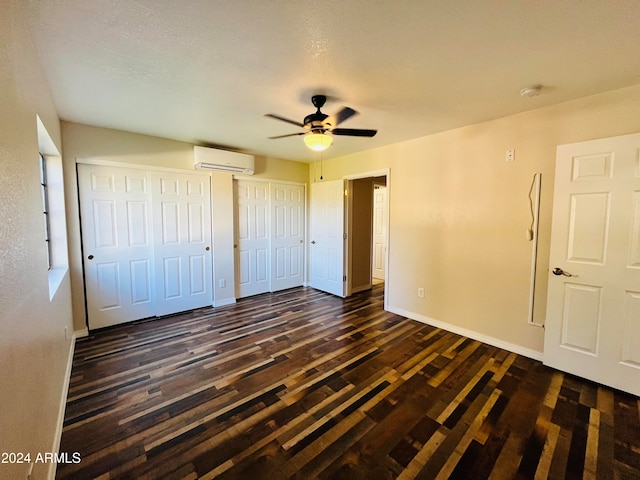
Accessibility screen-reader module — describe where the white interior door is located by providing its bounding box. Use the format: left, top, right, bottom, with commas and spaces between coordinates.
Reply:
235, 180, 270, 298
544, 132, 640, 396
271, 182, 305, 291
78, 164, 155, 329
372, 184, 387, 280
152, 172, 213, 316
310, 179, 345, 297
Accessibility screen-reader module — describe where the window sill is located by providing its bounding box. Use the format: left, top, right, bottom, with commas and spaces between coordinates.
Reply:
48, 266, 68, 301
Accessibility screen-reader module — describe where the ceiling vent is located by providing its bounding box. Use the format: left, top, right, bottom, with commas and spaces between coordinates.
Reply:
194, 146, 254, 175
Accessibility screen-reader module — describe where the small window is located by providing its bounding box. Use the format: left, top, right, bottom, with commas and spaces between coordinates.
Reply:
37, 115, 69, 300
40, 152, 53, 270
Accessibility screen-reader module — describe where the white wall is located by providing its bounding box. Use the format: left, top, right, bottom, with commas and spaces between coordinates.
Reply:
0, 1, 75, 478
311, 84, 640, 358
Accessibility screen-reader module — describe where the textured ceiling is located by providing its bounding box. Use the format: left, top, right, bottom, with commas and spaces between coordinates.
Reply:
21, 0, 640, 162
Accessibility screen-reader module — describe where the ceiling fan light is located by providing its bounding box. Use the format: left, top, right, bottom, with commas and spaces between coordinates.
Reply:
304, 132, 333, 152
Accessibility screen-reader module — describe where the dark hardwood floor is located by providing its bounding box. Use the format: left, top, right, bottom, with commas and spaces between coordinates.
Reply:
57, 284, 640, 479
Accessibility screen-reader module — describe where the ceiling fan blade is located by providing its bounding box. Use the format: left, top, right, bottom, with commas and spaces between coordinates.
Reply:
331, 128, 377, 137
268, 132, 305, 139
265, 114, 304, 128
329, 107, 357, 127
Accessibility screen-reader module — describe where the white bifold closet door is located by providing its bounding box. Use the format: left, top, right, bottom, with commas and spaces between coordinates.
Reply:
78, 164, 213, 330
234, 179, 305, 298
235, 180, 270, 298
271, 182, 305, 291
152, 172, 213, 316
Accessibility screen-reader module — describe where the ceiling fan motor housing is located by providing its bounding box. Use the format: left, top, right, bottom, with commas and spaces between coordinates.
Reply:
305, 95, 331, 131
303, 113, 330, 131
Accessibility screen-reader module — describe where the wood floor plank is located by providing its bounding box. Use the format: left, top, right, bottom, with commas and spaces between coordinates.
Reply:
56, 284, 640, 479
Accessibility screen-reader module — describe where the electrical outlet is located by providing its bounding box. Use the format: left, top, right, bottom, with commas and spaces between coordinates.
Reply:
219, 279, 226, 288
417, 287, 424, 298
64, 326, 68, 341
505, 149, 515, 162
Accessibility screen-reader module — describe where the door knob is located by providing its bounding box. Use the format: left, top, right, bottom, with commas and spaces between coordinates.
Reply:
205, 246, 210, 251
87, 255, 94, 260
552, 267, 573, 277
311, 240, 316, 244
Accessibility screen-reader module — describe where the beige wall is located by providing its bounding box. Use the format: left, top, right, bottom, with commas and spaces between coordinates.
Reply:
310, 84, 640, 356
349, 178, 374, 292
210, 171, 236, 306
0, 1, 75, 478
61, 122, 308, 329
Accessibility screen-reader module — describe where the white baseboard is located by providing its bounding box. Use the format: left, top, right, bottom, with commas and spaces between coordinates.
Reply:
386, 304, 543, 362
48, 330, 80, 479
213, 297, 236, 308
75, 327, 89, 339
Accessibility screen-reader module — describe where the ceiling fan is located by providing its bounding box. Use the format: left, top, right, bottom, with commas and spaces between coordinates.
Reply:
265, 95, 377, 151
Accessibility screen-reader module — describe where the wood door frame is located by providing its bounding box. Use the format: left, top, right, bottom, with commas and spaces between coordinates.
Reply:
343, 169, 390, 310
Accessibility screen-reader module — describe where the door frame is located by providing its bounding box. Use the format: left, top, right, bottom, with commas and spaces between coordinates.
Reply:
343, 169, 390, 309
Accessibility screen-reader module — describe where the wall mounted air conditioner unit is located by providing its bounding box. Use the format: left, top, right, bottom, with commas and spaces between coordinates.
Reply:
194, 146, 255, 175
